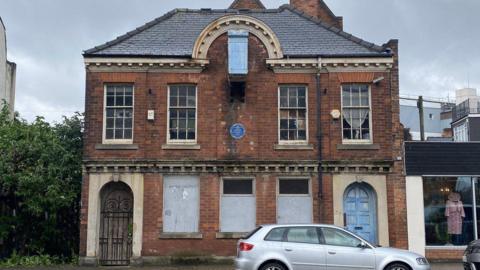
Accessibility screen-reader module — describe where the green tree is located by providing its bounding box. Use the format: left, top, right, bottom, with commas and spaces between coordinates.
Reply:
0, 105, 83, 258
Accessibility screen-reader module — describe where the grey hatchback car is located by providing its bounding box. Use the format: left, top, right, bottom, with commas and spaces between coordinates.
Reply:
235, 224, 430, 270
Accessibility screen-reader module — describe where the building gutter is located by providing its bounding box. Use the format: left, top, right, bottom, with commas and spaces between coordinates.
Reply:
316, 57, 324, 222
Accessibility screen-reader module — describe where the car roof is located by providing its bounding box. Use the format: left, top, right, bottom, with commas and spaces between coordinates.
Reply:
259, 224, 341, 229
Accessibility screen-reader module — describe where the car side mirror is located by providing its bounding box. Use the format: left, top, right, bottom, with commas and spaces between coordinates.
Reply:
358, 242, 369, 249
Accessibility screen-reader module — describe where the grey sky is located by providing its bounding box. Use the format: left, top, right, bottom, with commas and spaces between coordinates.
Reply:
1, 0, 479, 122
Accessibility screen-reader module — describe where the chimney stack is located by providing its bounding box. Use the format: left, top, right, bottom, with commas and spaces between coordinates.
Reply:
290, 0, 343, 29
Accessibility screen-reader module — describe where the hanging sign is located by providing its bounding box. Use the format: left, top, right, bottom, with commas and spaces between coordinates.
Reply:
230, 123, 246, 140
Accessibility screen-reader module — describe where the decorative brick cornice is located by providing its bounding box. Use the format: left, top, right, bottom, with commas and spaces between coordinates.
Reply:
83, 159, 393, 175
321, 160, 393, 174
266, 57, 394, 73
84, 57, 209, 73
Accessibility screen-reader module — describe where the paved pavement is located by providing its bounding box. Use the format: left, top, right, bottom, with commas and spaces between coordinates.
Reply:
4, 262, 463, 270
431, 262, 463, 270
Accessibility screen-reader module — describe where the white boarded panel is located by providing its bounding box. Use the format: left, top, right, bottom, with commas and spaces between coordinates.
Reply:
221, 196, 255, 232
277, 196, 312, 224
163, 176, 199, 233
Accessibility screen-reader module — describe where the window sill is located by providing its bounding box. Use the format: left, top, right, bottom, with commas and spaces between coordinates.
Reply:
95, 144, 139, 150
336, 144, 379, 150
162, 144, 201, 150
215, 232, 248, 239
274, 144, 314, 150
159, 232, 203, 239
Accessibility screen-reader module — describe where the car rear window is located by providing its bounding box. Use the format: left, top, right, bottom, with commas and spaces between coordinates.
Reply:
242, 226, 262, 239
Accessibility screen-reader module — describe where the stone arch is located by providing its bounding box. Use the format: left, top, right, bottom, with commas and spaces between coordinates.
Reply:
192, 15, 284, 59
98, 181, 134, 265
85, 173, 144, 263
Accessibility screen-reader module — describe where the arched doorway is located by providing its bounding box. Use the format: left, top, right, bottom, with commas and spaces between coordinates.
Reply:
343, 182, 378, 244
99, 182, 133, 266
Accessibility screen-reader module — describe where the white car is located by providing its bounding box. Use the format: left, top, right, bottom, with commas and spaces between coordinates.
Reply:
235, 224, 430, 270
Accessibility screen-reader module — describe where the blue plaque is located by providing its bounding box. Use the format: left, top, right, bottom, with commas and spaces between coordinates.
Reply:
230, 123, 246, 140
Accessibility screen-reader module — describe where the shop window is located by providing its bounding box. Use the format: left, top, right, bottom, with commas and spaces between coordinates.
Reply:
475, 178, 480, 240
423, 177, 474, 246
220, 179, 255, 232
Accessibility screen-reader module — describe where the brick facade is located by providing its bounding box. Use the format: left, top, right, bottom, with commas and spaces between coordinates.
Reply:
289, 0, 343, 29
80, 0, 409, 265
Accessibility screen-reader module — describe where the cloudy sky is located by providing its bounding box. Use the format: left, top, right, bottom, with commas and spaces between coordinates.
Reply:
1, 0, 479, 122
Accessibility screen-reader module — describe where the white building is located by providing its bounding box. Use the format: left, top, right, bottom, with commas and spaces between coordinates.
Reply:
0, 17, 16, 114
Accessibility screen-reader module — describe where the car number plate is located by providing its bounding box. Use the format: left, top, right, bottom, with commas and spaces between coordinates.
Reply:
462, 255, 467, 262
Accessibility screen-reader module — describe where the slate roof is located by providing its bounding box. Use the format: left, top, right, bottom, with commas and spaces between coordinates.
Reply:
84, 5, 390, 58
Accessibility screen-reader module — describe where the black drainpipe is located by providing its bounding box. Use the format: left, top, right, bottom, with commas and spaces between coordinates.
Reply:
315, 69, 324, 223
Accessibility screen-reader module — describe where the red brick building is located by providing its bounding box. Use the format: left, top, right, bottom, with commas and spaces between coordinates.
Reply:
79, 0, 406, 266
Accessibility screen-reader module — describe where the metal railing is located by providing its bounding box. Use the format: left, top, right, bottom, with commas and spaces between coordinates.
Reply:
453, 99, 480, 121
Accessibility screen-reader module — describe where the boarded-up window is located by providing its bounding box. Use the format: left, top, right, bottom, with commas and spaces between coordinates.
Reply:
221, 179, 255, 232
277, 179, 312, 224
228, 30, 248, 75
163, 176, 199, 233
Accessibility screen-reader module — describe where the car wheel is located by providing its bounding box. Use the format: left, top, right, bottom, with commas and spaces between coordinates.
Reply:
385, 262, 410, 270
260, 262, 287, 270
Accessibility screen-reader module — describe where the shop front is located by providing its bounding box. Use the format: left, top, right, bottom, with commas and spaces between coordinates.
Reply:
405, 142, 480, 260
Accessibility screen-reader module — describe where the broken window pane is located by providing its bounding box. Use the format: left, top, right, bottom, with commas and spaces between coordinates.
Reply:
278, 86, 308, 142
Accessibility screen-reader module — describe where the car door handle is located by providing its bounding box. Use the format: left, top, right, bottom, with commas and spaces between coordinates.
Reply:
285, 248, 293, 252
328, 251, 336, 255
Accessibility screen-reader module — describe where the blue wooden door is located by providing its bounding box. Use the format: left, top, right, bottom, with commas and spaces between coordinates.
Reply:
344, 184, 377, 244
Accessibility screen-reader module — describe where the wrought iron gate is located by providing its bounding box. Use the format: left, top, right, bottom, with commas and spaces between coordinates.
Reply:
99, 182, 133, 266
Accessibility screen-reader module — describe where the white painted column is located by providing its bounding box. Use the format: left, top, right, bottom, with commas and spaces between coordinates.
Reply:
131, 173, 144, 258
86, 173, 100, 257
406, 176, 426, 256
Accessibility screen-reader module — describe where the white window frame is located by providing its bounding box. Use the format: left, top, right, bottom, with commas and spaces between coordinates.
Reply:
277, 85, 309, 145
453, 121, 469, 142
102, 84, 134, 145
220, 177, 256, 233
167, 85, 198, 145
341, 84, 373, 144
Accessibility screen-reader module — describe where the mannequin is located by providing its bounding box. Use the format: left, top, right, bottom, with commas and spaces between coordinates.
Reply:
445, 192, 465, 245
